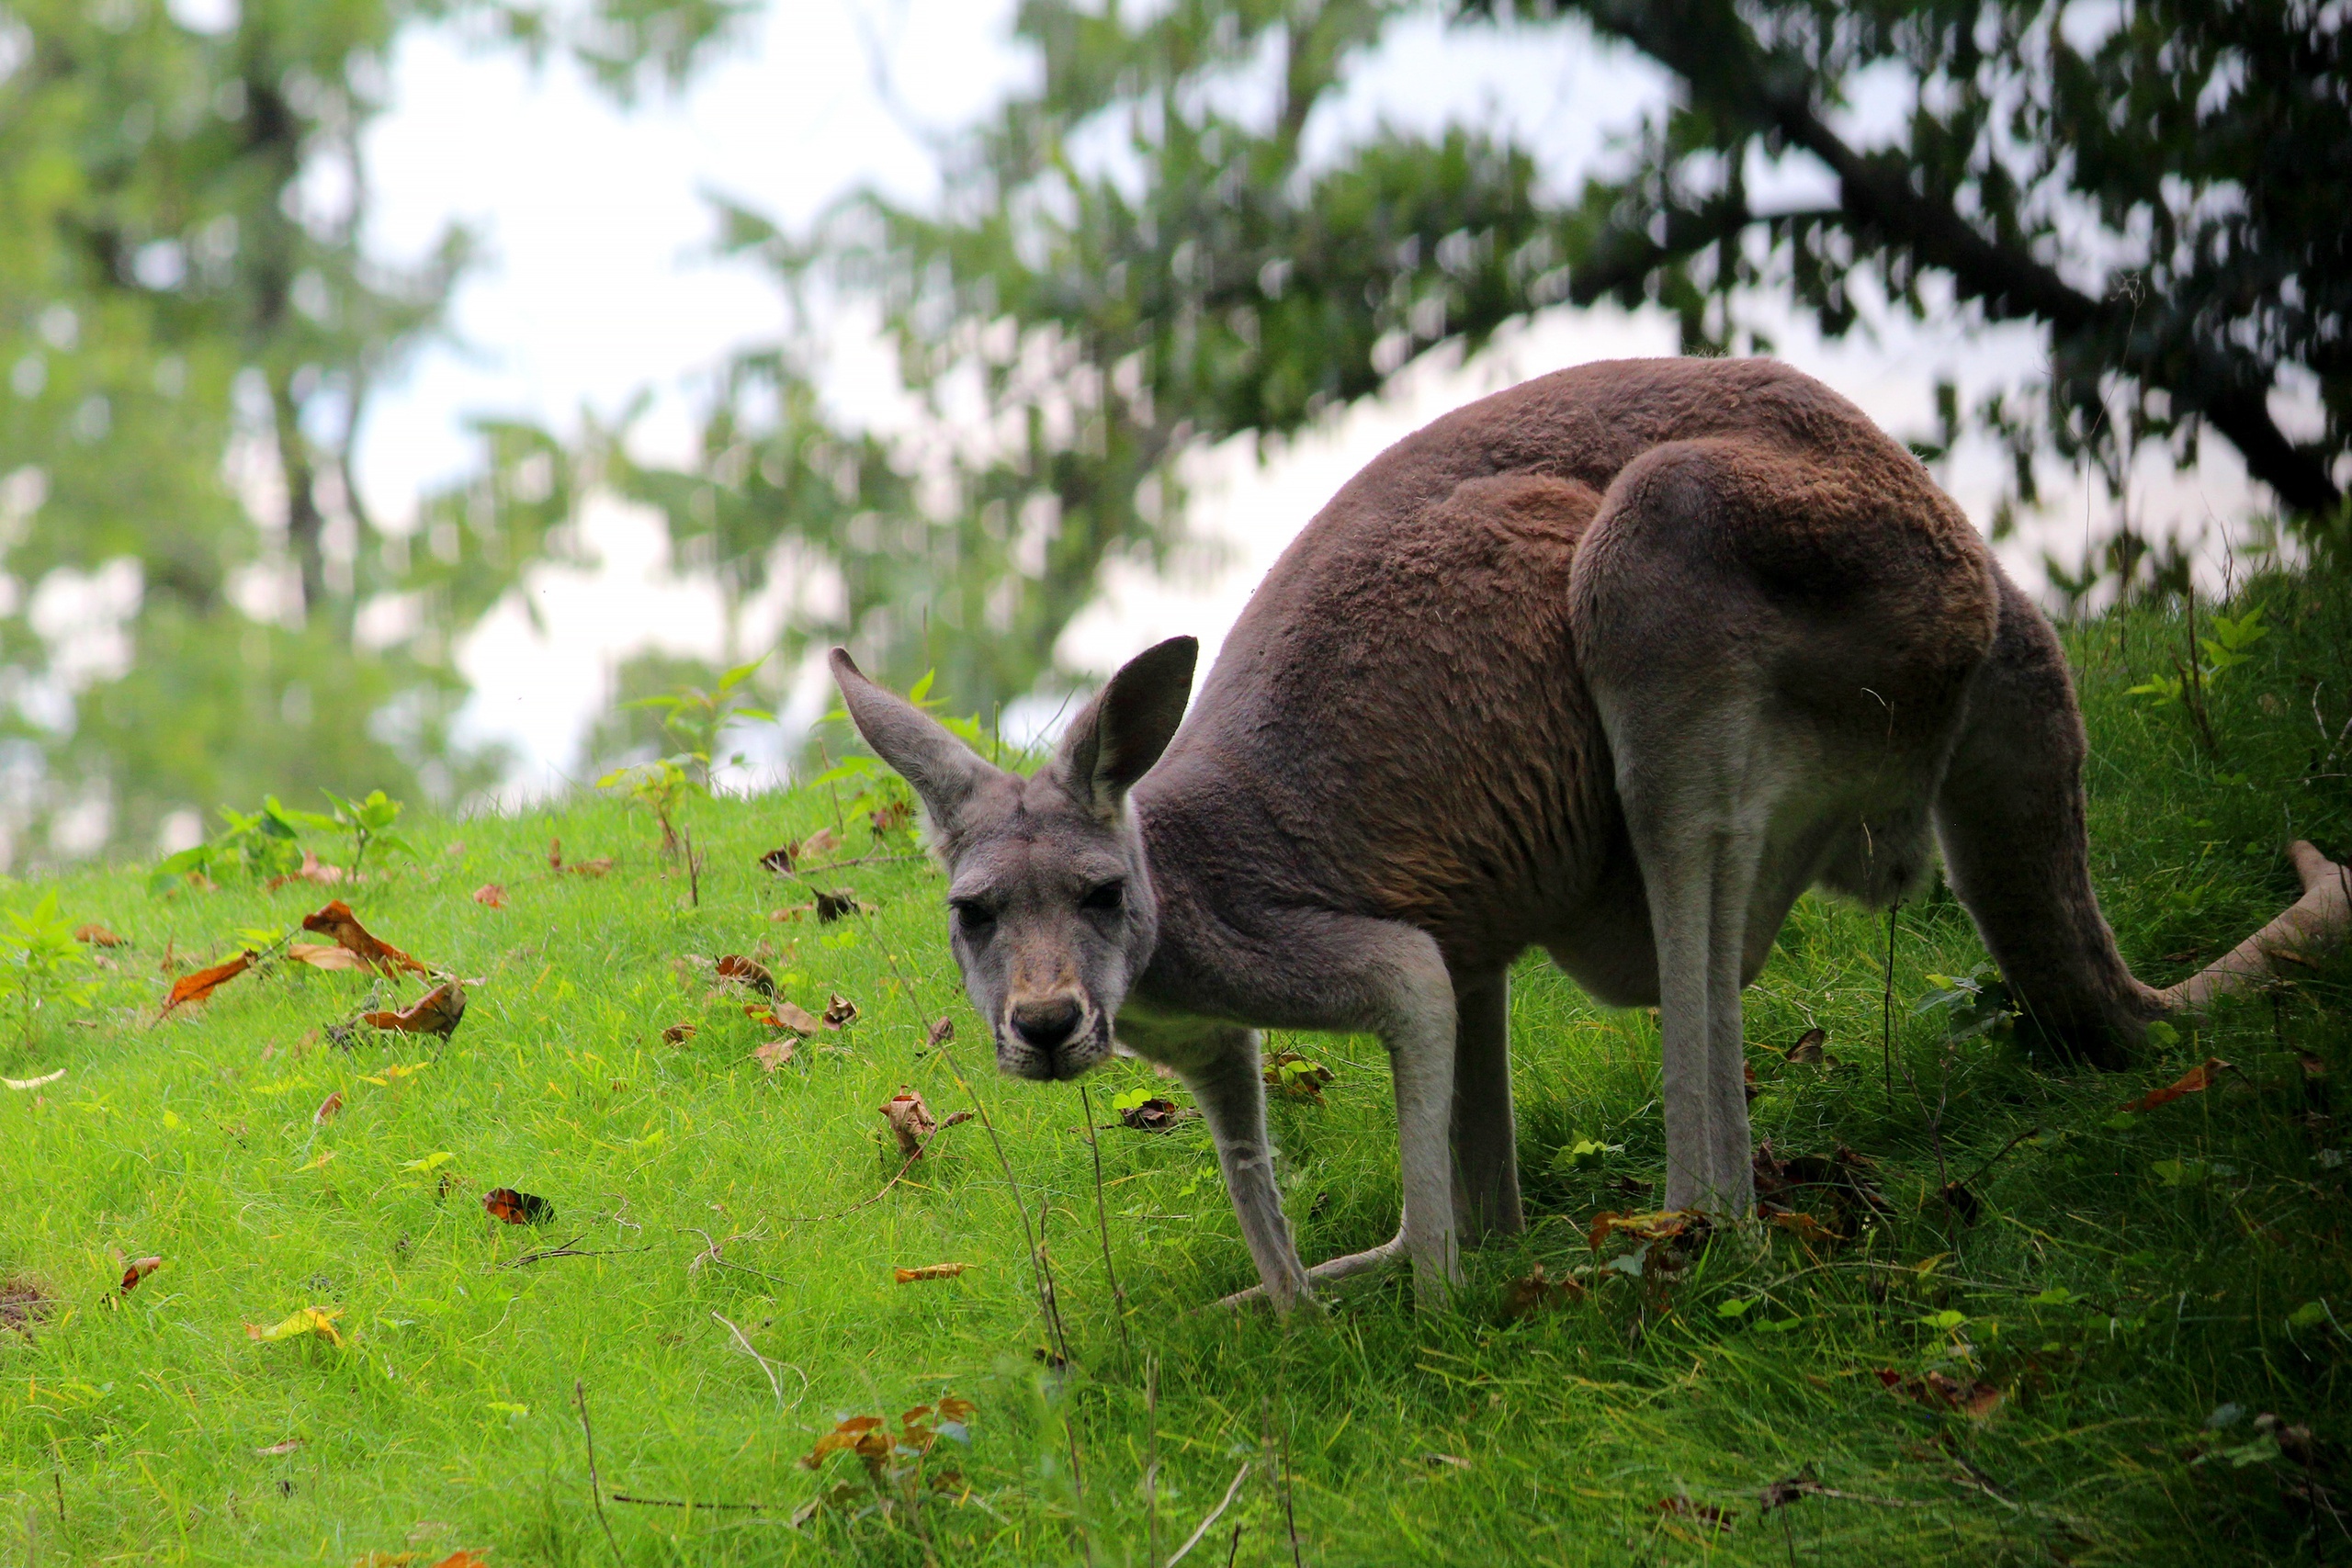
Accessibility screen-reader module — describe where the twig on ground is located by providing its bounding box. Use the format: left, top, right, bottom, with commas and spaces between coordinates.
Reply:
768, 1114, 971, 1226
793, 852, 925, 876
1165, 1461, 1251, 1566
710, 1311, 804, 1408
505, 1235, 654, 1269
574, 1381, 627, 1568
1145, 1352, 1160, 1568
612, 1494, 768, 1511
684, 1226, 793, 1287
1955, 1125, 2043, 1193
1080, 1083, 1129, 1338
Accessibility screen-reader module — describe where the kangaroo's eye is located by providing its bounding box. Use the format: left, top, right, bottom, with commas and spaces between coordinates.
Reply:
1080, 881, 1125, 915
951, 900, 995, 936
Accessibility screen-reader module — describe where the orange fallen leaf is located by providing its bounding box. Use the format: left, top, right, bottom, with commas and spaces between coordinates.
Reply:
159, 950, 257, 1018
715, 954, 775, 995
880, 1087, 939, 1158
748, 999, 823, 1034
823, 992, 859, 1029
1765, 1209, 1845, 1244
2122, 1056, 2232, 1114
482, 1187, 554, 1225
568, 857, 614, 876
266, 850, 345, 890
472, 884, 506, 908
119, 1256, 162, 1294
430, 1552, 490, 1568
300, 900, 428, 976
246, 1306, 345, 1348
801, 1414, 890, 1469
312, 1089, 345, 1126
288, 942, 368, 971
752, 1038, 796, 1072
894, 1262, 968, 1283
74, 923, 126, 947
362, 980, 467, 1039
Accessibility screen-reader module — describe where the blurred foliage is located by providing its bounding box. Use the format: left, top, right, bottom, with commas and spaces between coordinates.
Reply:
543, 0, 2346, 719
0, 0, 747, 866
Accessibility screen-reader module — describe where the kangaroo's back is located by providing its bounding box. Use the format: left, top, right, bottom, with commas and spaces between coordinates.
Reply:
1139, 356, 1993, 973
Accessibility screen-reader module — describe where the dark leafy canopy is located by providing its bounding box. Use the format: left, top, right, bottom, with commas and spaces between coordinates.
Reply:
0, 0, 746, 863
601, 0, 2344, 718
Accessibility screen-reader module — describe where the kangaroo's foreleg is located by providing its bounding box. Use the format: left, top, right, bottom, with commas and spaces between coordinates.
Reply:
1451, 970, 1524, 1241
1175, 1025, 1314, 1312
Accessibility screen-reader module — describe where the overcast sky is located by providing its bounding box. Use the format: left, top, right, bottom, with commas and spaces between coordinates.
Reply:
352, 0, 2267, 791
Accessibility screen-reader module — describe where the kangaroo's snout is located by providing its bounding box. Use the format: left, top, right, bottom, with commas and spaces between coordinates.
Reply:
1009, 995, 1084, 1053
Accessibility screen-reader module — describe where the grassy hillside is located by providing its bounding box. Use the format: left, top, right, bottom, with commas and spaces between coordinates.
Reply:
3, 571, 2349, 1567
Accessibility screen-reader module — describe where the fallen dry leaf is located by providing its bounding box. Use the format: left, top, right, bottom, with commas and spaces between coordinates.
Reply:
312, 1089, 345, 1126
74, 923, 126, 947
472, 884, 506, 908
749, 999, 824, 1035
288, 942, 368, 972
119, 1256, 162, 1294
814, 888, 865, 922
159, 950, 257, 1018
4, 1068, 65, 1090
1503, 1263, 1584, 1319
1263, 1049, 1333, 1102
1876, 1368, 2003, 1419
482, 1187, 554, 1226
265, 850, 345, 890
1116, 1097, 1189, 1133
769, 903, 812, 922
569, 857, 614, 876
869, 799, 913, 836
822, 992, 859, 1029
925, 1015, 956, 1049
662, 1021, 697, 1044
300, 900, 427, 976
894, 1262, 969, 1284
2122, 1056, 2233, 1114
715, 953, 776, 996
245, 1306, 345, 1348
1587, 1210, 1701, 1251
1787, 1027, 1827, 1064
1764, 1208, 1845, 1244
429, 1553, 490, 1568
1, 1275, 53, 1335
254, 1438, 304, 1456
1654, 1495, 1735, 1534
880, 1087, 938, 1158
351, 1553, 415, 1568
801, 1414, 891, 1470
752, 1038, 796, 1073
362, 980, 467, 1039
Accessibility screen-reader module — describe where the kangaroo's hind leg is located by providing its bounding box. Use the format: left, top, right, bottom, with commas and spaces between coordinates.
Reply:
1451, 969, 1524, 1242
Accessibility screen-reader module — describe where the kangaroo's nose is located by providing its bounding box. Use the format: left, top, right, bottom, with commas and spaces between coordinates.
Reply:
1010, 997, 1083, 1052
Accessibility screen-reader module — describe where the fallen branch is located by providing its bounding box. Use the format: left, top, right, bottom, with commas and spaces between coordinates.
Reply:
1167, 1461, 1252, 1566
711, 1310, 805, 1408
612, 1494, 769, 1511
505, 1235, 654, 1269
684, 1226, 793, 1287
574, 1381, 627, 1568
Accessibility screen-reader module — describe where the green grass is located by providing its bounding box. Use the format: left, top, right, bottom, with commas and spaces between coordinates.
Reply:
4, 569, 2350, 1567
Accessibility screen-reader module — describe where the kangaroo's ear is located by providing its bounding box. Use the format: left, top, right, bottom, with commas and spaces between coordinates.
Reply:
1056, 637, 1197, 819
829, 649, 997, 827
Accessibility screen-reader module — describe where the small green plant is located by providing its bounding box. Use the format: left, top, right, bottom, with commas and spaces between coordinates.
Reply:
320, 789, 414, 878
1912, 966, 2015, 1042
597, 755, 696, 857
627, 657, 774, 786
0, 892, 96, 1043
2128, 597, 2267, 757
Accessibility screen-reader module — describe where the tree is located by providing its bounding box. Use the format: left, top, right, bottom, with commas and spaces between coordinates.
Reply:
0, 0, 748, 863
582, 0, 2342, 722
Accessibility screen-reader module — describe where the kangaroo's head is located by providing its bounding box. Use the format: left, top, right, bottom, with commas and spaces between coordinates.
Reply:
827, 637, 1198, 1081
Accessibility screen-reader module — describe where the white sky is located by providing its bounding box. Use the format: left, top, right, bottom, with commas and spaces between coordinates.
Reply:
352, 0, 2271, 792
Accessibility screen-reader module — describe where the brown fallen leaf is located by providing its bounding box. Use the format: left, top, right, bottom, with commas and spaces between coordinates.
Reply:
352, 1553, 416, 1568
74, 923, 126, 947
752, 1038, 796, 1073
1263, 1049, 1333, 1101
925, 1015, 956, 1049
2122, 1056, 2232, 1113
757, 844, 797, 875
312, 1089, 345, 1126
822, 992, 859, 1029
288, 942, 368, 972
1, 1274, 54, 1335
1876, 1368, 2003, 1419
1654, 1495, 1735, 1535
119, 1256, 162, 1294
482, 1187, 554, 1225
715, 953, 776, 996
1764, 1208, 1846, 1244
362, 980, 468, 1040
1586, 1210, 1701, 1251
869, 799, 913, 836
430, 1553, 490, 1568
1503, 1262, 1584, 1319
748, 999, 824, 1035
662, 1021, 697, 1044
159, 950, 257, 1018
813, 888, 865, 922
894, 1262, 968, 1283
1787, 1027, 1826, 1065
254, 1438, 304, 1457
300, 900, 428, 976
569, 856, 614, 876
265, 850, 345, 890
801, 1414, 891, 1470
768, 903, 813, 922
880, 1087, 938, 1158
472, 884, 506, 908
1117, 1096, 1186, 1132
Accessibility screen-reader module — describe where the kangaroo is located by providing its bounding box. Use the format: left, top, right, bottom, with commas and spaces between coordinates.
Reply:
830, 356, 2349, 1313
